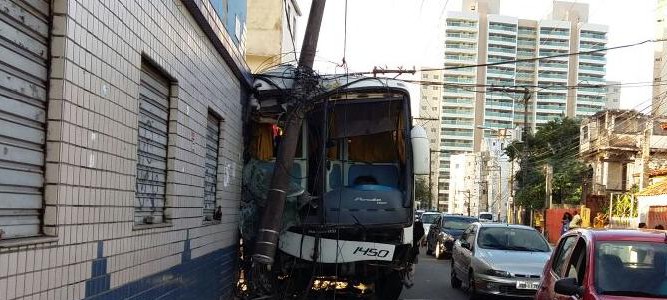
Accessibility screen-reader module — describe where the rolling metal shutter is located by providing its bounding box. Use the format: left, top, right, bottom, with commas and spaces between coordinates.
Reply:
0, 0, 50, 239
203, 113, 220, 221
135, 63, 170, 225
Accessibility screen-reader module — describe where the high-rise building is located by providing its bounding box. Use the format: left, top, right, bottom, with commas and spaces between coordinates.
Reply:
417, 70, 443, 210
654, 0, 667, 115
606, 81, 621, 109
434, 0, 608, 208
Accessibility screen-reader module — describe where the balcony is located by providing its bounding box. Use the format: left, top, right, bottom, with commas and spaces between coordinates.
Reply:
579, 54, 606, 63
447, 20, 477, 27
446, 32, 477, 39
517, 39, 536, 47
580, 43, 606, 51
540, 40, 570, 49
443, 76, 475, 83
488, 46, 517, 55
489, 35, 517, 47
578, 64, 605, 75
485, 101, 514, 109
580, 31, 606, 40
443, 98, 474, 106
540, 28, 569, 37
517, 50, 535, 58
578, 75, 605, 83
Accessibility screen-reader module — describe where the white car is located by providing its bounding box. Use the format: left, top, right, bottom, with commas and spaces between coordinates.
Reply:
419, 212, 441, 241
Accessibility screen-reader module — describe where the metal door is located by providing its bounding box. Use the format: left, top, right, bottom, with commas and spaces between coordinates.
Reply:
203, 113, 220, 221
0, 0, 50, 239
135, 63, 170, 224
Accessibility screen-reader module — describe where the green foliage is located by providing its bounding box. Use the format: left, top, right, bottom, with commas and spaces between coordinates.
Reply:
507, 118, 586, 208
415, 177, 431, 206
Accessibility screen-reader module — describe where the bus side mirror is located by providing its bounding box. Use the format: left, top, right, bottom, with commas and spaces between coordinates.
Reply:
411, 126, 429, 175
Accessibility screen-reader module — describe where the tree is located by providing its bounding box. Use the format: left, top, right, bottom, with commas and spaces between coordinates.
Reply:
506, 117, 586, 209
415, 177, 431, 209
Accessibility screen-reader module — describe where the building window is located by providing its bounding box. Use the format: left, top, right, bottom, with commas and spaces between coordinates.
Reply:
432, 107, 437, 111
431, 128, 437, 133
432, 86, 439, 90
135, 62, 171, 225
423, 74, 429, 79
430, 139, 436, 143
421, 105, 427, 110
204, 111, 222, 222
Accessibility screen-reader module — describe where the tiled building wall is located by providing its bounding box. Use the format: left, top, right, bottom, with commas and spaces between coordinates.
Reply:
0, 0, 247, 299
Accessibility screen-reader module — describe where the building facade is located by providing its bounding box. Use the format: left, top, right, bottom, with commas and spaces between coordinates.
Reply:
606, 81, 622, 109
245, 0, 301, 72
480, 135, 516, 222
654, 0, 667, 116
417, 70, 444, 210
580, 110, 667, 200
0, 0, 250, 299
437, 0, 608, 207
448, 153, 487, 217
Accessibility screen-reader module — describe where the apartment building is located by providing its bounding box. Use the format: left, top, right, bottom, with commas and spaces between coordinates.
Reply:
417, 70, 444, 210
448, 153, 486, 217
606, 81, 622, 109
654, 0, 667, 116
434, 0, 608, 207
0, 1, 250, 299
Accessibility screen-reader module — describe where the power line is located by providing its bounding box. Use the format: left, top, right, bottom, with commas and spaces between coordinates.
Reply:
346, 38, 666, 76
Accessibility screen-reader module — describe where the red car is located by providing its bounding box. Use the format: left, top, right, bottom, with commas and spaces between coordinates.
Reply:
536, 228, 667, 300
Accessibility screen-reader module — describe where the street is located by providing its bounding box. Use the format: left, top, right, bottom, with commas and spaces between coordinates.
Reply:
400, 251, 468, 300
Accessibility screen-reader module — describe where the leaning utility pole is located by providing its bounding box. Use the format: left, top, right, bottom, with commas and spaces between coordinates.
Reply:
253, 0, 327, 267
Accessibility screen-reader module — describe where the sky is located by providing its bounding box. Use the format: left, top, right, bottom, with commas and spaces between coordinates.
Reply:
294, 0, 657, 113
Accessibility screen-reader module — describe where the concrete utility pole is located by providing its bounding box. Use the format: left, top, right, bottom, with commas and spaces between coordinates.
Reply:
253, 0, 327, 266
488, 87, 531, 225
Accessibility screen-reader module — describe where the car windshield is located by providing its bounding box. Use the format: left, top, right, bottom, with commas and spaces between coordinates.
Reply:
443, 218, 476, 230
477, 227, 550, 252
421, 213, 439, 224
595, 241, 667, 297
479, 213, 492, 220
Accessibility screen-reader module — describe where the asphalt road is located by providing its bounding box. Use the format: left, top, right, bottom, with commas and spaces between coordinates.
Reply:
400, 250, 468, 300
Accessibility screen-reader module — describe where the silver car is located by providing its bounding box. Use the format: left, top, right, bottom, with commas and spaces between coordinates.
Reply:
450, 223, 552, 299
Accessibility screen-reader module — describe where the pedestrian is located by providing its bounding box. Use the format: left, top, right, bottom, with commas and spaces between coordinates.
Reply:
569, 211, 583, 230
405, 217, 425, 288
561, 212, 572, 235
639, 222, 647, 229
593, 212, 605, 229
656, 224, 665, 230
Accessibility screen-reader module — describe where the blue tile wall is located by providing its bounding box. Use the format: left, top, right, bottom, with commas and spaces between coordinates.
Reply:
85, 242, 238, 300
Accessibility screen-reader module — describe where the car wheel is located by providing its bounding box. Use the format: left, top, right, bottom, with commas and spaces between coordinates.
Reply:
468, 271, 480, 300
450, 260, 462, 289
435, 242, 444, 260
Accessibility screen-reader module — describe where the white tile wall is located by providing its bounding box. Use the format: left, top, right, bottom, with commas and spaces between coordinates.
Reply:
0, 0, 247, 299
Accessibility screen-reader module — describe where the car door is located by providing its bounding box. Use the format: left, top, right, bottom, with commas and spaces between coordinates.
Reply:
453, 225, 473, 278
459, 224, 477, 280
537, 234, 579, 300
559, 238, 588, 300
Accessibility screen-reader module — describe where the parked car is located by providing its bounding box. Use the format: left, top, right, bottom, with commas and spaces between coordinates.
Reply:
426, 214, 478, 259
420, 211, 441, 244
479, 212, 493, 222
451, 223, 552, 299
536, 228, 667, 300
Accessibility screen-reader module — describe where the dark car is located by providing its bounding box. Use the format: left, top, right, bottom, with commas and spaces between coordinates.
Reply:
426, 214, 478, 259
536, 228, 667, 300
